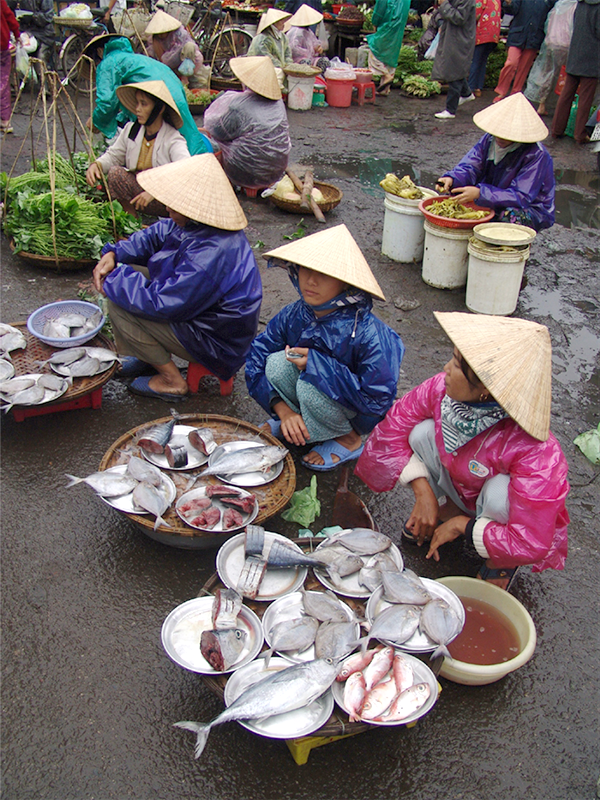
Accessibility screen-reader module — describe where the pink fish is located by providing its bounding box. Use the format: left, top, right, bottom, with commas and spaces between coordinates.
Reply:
392, 654, 414, 695
360, 678, 399, 721
336, 645, 382, 682
343, 671, 366, 722
362, 646, 394, 691
374, 682, 431, 723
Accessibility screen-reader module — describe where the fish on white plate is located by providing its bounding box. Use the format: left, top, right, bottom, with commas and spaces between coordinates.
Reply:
211, 588, 243, 631
202, 444, 288, 477
300, 587, 350, 623
359, 604, 422, 652
381, 568, 432, 605
320, 528, 392, 556
137, 411, 180, 455
314, 620, 360, 661
372, 682, 431, 723
200, 628, 247, 672
263, 616, 320, 667
0, 359, 15, 381
37, 348, 87, 368
419, 597, 463, 660
132, 481, 171, 531
66, 471, 138, 498
125, 456, 163, 487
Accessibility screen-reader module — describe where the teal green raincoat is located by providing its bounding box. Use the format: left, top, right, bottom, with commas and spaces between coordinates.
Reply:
366, 0, 411, 69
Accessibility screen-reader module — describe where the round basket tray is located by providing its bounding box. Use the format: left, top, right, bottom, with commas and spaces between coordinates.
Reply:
419, 196, 494, 230
270, 181, 343, 215
53, 15, 93, 26
98, 414, 296, 548
9, 322, 117, 401
9, 239, 96, 272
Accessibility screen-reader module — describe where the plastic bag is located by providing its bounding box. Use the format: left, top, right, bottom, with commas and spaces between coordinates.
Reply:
281, 475, 321, 527
574, 424, 600, 465
424, 31, 439, 61
15, 43, 30, 77
324, 57, 356, 81
178, 58, 195, 76
59, 3, 93, 18
545, 0, 576, 50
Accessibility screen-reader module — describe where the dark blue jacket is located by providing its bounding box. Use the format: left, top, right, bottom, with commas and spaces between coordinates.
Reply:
102, 220, 262, 380
444, 133, 555, 230
245, 294, 405, 435
504, 0, 555, 50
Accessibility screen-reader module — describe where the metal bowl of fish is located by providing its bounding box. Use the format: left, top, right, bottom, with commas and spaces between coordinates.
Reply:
205, 440, 286, 487
141, 425, 210, 471
312, 529, 404, 598
27, 300, 105, 348
161, 596, 263, 674
99, 464, 177, 515
176, 485, 259, 533
216, 531, 308, 601
332, 649, 439, 726
0, 372, 70, 409
261, 590, 359, 664
223, 657, 335, 739
365, 577, 465, 654
49, 346, 120, 379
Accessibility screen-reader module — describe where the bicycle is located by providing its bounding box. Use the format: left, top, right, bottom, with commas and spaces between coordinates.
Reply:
55, 11, 110, 94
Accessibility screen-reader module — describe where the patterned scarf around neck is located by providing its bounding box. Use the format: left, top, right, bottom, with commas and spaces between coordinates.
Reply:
440, 395, 507, 453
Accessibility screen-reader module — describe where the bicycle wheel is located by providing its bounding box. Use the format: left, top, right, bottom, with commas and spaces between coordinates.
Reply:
206, 27, 252, 78
59, 33, 95, 95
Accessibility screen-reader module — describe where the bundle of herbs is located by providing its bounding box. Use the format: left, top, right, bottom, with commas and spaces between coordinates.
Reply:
394, 45, 434, 86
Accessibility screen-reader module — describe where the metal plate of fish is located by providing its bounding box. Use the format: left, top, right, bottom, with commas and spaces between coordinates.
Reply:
216, 532, 308, 602
206, 441, 284, 487
331, 650, 439, 726
262, 591, 358, 664
312, 532, 404, 598
141, 426, 209, 471
161, 596, 263, 674
99, 465, 177, 514
366, 579, 465, 653
223, 657, 334, 739
175, 486, 259, 533
0, 372, 69, 407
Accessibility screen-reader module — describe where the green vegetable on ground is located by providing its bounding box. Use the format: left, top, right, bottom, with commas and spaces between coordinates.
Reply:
401, 74, 441, 97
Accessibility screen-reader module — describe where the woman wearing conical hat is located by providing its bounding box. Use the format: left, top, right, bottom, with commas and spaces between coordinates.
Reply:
435, 93, 555, 231
86, 80, 190, 217
145, 9, 206, 89
92, 154, 262, 401
285, 4, 328, 70
247, 8, 293, 90
203, 56, 291, 190
245, 225, 405, 471
355, 312, 570, 589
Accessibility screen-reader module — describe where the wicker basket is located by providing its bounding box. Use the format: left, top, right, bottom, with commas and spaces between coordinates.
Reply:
53, 15, 93, 27
9, 239, 96, 272
270, 181, 343, 214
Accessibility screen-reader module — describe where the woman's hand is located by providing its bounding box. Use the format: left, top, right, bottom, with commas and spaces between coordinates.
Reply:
285, 345, 308, 370
451, 185, 481, 204
131, 190, 153, 211
405, 477, 440, 545
86, 162, 103, 187
93, 251, 117, 295
435, 176, 453, 194
272, 400, 310, 446
426, 515, 470, 562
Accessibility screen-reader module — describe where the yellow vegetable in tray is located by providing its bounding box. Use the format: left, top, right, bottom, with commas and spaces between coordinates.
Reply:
427, 199, 489, 220
273, 176, 324, 204
379, 174, 424, 200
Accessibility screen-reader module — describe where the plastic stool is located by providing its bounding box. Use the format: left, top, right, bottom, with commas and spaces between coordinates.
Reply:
240, 186, 269, 197
352, 80, 376, 106
11, 386, 103, 422
186, 363, 234, 396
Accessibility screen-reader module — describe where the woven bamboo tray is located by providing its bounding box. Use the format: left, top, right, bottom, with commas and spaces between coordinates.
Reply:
270, 181, 343, 214
10, 322, 117, 401
98, 414, 296, 548
53, 16, 93, 27
9, 239, 96, 272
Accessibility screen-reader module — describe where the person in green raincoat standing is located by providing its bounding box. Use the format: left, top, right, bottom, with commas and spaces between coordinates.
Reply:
86, 35, 212, 155
366, 0, 411, 95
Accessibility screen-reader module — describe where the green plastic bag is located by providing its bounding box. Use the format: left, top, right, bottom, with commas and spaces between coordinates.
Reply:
573, 424, 600, 465
281, 475, 321, 527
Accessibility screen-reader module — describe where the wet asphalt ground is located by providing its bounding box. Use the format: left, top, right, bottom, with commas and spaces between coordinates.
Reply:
1, 84, 599, 800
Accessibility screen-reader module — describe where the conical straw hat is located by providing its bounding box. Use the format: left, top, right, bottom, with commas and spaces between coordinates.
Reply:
230, 56, 281, 100
145, 9, 182, 34
434, 311, 552, 441
264, 224, 385, 300
116, 80, 183, 129
473, 93, 548, 143
82, 32, 124, 57
257, 7, 291, 34
137, 154, 248, 230
288, 4, 324, 26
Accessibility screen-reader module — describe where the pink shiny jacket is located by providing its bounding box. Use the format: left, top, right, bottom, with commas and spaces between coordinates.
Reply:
354, 373, 569, 572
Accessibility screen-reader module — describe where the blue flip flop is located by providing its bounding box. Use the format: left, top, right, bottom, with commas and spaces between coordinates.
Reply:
118, 357, 155, 378
128, 375, 188, 402
302, 440, 364, 472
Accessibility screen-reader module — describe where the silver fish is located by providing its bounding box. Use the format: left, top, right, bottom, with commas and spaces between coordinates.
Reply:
419, 598, 463, 660
200, 628, 247, 672
311, 544, 364, 578
83, 309, 103, 331
361, 604, 421, 652
245, 524, 265, 558
38, 348, 86, 367
125, 456, 162, 487
0, 330, 26, 354
202, 445, 288, 477
300, 587, 350, 623
84, 347, 119, 364
188, 427, 217, 455
44, 319, 70, 339
381, 568, 432, 605
321, 528, 392, 556
314, 620, 359, 661
263, 615, 319, 666
174, 658, 340, 759
4, 384, 45, 408
137, 411, 179, 455
0, 377, 36, 395
236, 555, 268, 600
65, 356, 100, 378
211, 588, 243, 631
132, 481, 171, 531
0, 359, 14, 380
265, 539, 324, 569
56, 313, 87, 328
66, 471, 138, 497
374, 682, 431, 723
37, 373, 69, 392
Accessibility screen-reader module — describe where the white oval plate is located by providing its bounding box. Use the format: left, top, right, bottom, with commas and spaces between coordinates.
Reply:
331, 650, 439, 726
141, 425, 209, 471
365, 578, 465, 653
176, 486, 258, 533
216, 531, 308, 602
161, 596, 263, 674
0, 372, 69, 406
223, 657, 334, 739
99, 464, 176, 514
206, 440, 284, 487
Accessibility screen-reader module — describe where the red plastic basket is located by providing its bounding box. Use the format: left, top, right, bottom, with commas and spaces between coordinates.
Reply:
419, 196, 495, 229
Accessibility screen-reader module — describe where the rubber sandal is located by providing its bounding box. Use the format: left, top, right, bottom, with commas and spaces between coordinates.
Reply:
118, 357, 155, 378
402, 522, 418, 545
477, 563, 520, 591
302, 440, 364, 472
128, 375, 188, 402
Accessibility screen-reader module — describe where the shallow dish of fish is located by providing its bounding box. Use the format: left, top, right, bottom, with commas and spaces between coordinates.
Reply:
50, 348, 117, 379
312, 530, 404, 598
175, 486, 258, 532
206, 441, 284, 487
141, 425, 210, 471
0, 372, 70, 407
161, 596, 263, 674
366, 579, 465, 653
223, 657, 334, 739
216, 531, 308, 601
331, 650, 439, 726
99, 465, 177, 514
261, 590, 358, 664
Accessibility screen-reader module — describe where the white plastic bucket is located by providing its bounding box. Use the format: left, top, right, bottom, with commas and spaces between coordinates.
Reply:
287, 75, 316, 111
382, 188, 438, 263
466, 238, 530, 315
422, 219, 471, 289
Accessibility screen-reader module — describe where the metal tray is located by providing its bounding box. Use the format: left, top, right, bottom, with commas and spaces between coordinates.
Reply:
223, 657, 334, 739
207, 440, 284, 487
366, 578, 465, 653
473, 222, 537, 247
176, 486, 258, 533
142, 425, 210, 471
161, 596, 263, 674
0, 372, 70, 406
100, 465, 177, 514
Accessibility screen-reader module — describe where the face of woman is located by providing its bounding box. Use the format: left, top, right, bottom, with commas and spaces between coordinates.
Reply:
135, 91, 160, 126
273, 19, 286, 30
167, 208, 189, 227
443, 348, 488, 403
298, 267, 346, 310
494, 136, 514, 148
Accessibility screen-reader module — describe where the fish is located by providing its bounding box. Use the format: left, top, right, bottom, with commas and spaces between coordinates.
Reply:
344, 671, 366, 722
321, 528, 392, 556
132, 481, 171, 531
373, 682, 431, 723
201, 445, 288, 477
174, 658, 340, 759
0, 359, 15, 380
393, 653, 414, 694
311, 544, 365, 578
244, 525, 265, 558
381, 569, 432, 605
205, 484, 242, 499
0, 329, 26, 355
188, 427, 217, 455
360, 604, 421, 652
314, 620, 359, 661
357, 551, 402, 591
63, 356, 100, 378
362, 645, 395, 691
336, 646, 381, 682
211, 588, 243, 630
419, 598, 463, 660
236, 555, 268, 599
300, 587, 350, 623
43, 319, 70, 339
3, 384, 45, 409
165, 443, 188, 468
178, 497, 212, 516
137, 411, 179, 454
37, 347, 87, 367
220, 494, 256, 514
0, 377, 36, 395
84, 347, 119, 365
190, 507, 221, 529
37, 373, 70, 392
223, 508, 244, 529
361, 678, 399, 721
200, 628, 247, 672
265, 540, 324, 570
66, 471, 138, 497
263, 615, 319, 667
125, 456, 163, 487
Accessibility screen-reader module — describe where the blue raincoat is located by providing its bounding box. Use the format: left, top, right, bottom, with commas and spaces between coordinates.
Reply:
443, 133, 555, 230
93, 38, 211, 155
101, 219, 262, 380
245, 292, 405, 435
504, 0, 555, 51
366, 0, 411, 69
